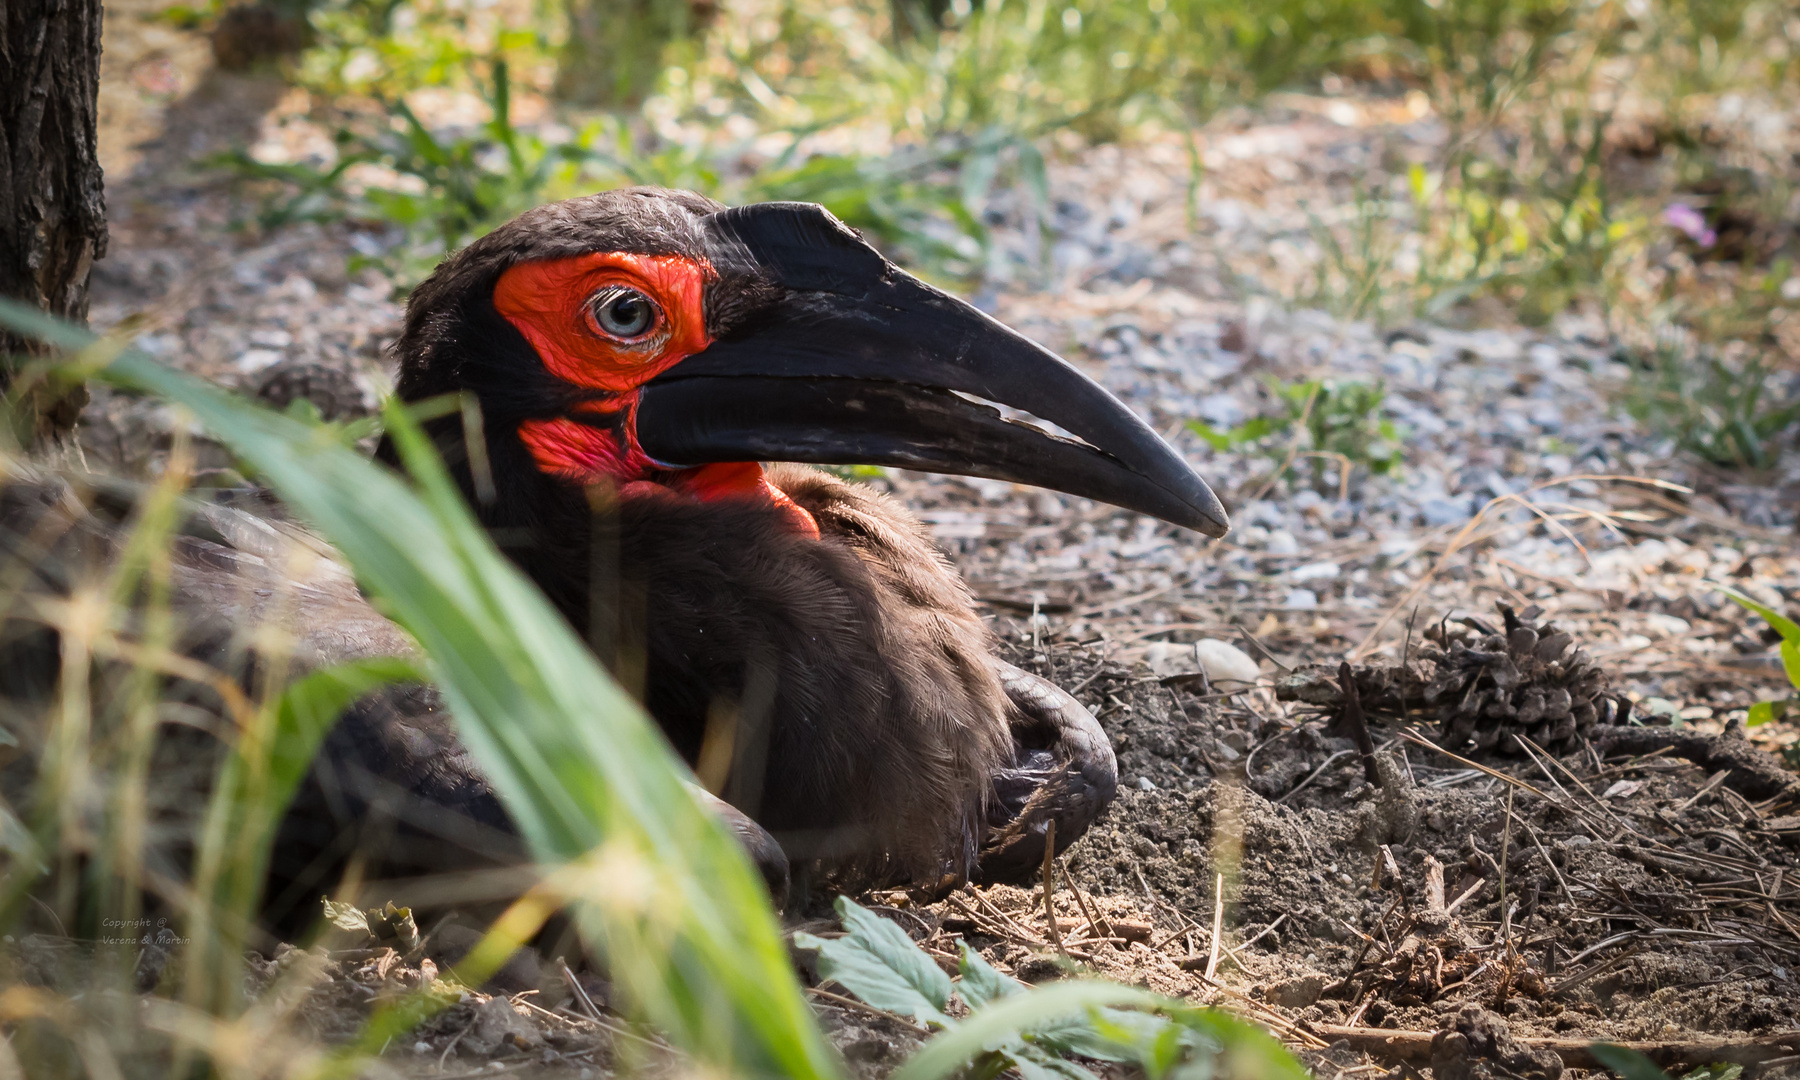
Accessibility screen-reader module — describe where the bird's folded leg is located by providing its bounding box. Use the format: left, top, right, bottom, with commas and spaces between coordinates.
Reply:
975, 662, 1119, 884
687, 783, 791, 910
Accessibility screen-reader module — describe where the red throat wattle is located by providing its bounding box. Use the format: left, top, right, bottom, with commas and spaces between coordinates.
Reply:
493, 251, 818, 538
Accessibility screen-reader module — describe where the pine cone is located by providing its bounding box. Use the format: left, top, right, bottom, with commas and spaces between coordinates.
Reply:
1272, 604, 1621, 757
1420, 604, 1618, 755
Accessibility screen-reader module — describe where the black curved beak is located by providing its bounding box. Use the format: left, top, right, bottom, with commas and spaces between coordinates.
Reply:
632, 202, 1229, 537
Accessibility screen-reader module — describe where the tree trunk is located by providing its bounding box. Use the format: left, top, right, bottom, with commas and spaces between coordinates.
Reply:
0, 0, 107, 447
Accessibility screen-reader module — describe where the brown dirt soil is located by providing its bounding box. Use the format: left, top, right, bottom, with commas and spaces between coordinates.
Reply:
30, 617, 1792, 1079
806, 634, 1800, 1078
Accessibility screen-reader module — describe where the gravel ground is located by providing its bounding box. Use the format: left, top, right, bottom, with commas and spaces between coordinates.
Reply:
63, 9, 1800, 1075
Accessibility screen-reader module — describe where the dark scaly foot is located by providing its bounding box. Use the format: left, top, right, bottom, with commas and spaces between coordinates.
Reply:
974, 661, 1118, 883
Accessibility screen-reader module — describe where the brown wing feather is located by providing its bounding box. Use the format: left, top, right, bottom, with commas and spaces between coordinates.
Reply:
599, 466, 1010, 885
764, 464, 1015, 879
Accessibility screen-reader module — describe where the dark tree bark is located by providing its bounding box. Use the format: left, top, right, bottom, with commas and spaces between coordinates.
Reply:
0, 0, 106, 446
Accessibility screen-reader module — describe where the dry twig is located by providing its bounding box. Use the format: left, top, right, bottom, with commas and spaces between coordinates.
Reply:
1308, 1024, 1800, 1070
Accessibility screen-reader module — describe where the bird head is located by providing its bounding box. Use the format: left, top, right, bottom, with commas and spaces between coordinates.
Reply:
393, 187, 1230, 538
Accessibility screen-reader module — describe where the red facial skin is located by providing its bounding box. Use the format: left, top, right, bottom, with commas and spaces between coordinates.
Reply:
494, 252, 818, 538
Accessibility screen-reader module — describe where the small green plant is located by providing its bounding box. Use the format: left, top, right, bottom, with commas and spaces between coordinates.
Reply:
1719, 586, 1800, 727
1623, 344, 1800, 469
1299, 182, 1405, 322
1186, 414, 1284, 453
226, 57, 1035, 289
796, 897, 1307, 1080
1188, 377, 1403, 488
295, 0, 551, 99
222, 60, 608, 289
1296, 116, 1633, 328
1286, 377, 1403, 476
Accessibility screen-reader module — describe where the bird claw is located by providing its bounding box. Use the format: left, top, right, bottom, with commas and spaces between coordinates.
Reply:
974, 661, 1118, 884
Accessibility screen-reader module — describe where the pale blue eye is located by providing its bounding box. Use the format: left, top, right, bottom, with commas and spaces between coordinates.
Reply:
592, 288, 657, 338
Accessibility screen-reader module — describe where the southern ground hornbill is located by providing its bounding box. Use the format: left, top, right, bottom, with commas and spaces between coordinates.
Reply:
0, 188, 1228, 932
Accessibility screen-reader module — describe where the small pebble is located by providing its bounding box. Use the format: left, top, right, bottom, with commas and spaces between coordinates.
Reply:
236, 348, 284, 374
1194, 639, 1260, 684
1288, 560, 1339, 583
1136, 777, 1157, 791
1419, 498, 1471, 526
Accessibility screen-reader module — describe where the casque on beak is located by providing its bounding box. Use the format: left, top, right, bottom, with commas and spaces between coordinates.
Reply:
631, 202, 1230, 538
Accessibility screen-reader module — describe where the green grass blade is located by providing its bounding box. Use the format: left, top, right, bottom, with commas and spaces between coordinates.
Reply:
187, 657, 421, 1009
1587, 1043, 1674, 1080
1720, 586, 1800, 650
891, 982, 1161, 1080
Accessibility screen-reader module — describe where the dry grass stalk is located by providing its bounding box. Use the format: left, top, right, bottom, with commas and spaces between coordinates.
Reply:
1040, 819, 1065, 957
1310, 1023, 1800, 1071
1352, 474, 1694, 659
1203, 871, 1225, 984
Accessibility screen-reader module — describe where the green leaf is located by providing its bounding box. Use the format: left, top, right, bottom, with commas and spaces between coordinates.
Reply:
1007, 1041, 1097, 1080
1720, 586, 1800, 646
795, 898, 952, 1025
1678, 1064, 1744, 1080
1781, 640, 1800, 692
956, 942, 1022, 1010
801, 890, 1309, 1079
1748, 700, 1783, 727
366, 900, 423, 954
323, 898, 371, 934
1033, 1006, 1164, 1062
1186, 416, 1279, 452
1186, 420, 1233, 452
891, 981, 1161, 1080
0, 803, 42, 875
1171, 1009, 1310, 1080
1235, 416, 1279, 443
1588, 1043, 1674, 1080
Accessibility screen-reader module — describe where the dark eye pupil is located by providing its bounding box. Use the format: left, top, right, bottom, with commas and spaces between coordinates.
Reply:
596, 291, 653, 337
